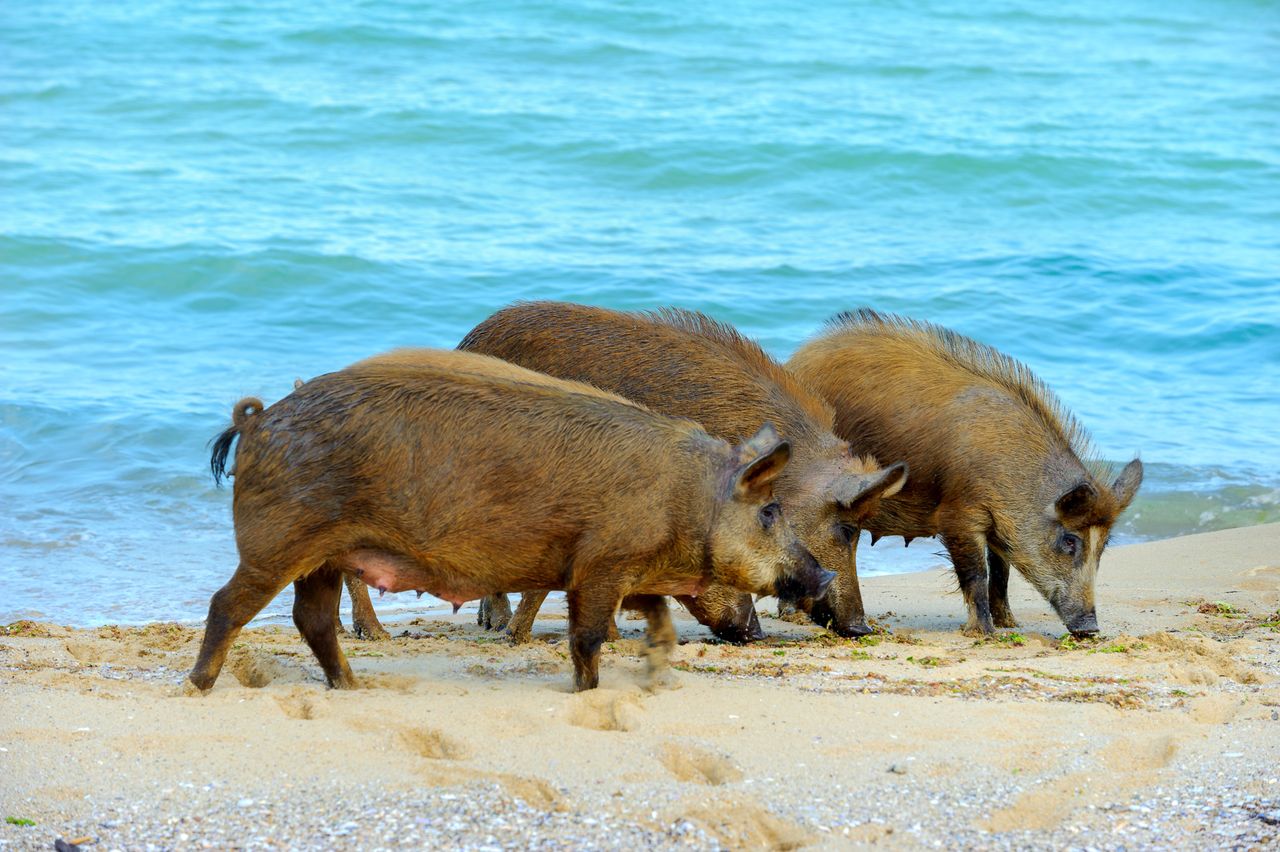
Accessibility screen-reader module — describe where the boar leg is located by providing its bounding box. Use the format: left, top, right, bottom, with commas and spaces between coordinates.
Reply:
478, 593, 514, 631
942, 533, 995, 636
506, 591, 549, 644
626, 595, 678, 690
986, 549, 1019, 629
506, 591, 619, 644
294, 567, 357, 689
343, 573, 390, 640
189, 561, 295, 691
566, 589, 620, 691
332, 582, 346, 635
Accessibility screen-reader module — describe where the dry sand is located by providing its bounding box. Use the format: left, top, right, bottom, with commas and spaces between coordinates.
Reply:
2, 524, 1278, 850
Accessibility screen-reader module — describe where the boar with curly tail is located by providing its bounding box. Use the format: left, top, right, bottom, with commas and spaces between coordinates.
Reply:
190, 349, 832, 693
788, 309, 1143, 638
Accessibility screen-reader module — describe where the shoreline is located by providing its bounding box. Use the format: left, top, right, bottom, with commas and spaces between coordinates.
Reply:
2, 523, 1278, 849
9, 517, 1276, 632
7, 515, 1279, 630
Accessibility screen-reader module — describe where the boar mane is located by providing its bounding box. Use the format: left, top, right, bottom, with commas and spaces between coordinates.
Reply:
644, 307, 838, 439
824, 308, 1108, 478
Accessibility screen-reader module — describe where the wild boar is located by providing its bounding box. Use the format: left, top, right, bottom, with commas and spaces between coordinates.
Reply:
459, 302, 908, 641
787, 309, 1143, 637
188, 349, 832, 693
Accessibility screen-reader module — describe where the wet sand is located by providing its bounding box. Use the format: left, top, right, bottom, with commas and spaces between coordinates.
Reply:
2, 523, 1278, 850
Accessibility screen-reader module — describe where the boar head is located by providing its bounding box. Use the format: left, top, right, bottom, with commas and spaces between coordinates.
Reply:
795, 457, 908, 637
710, 423, 836, 603
1004, 458, 1143, 636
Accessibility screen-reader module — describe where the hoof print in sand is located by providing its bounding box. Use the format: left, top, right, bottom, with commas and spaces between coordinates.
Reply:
1188, 694, 1244, 725
498, 774, 563, 811
399, 726, 471, 760
566, 690, 643, 732
1145, 632, 1264, 685
678, 799, 810, 850
274, 691, 320, 720
356, 673, 419, 694
64, 639, 148, 668
659, 742, 743, 785
228, 651, 287, 688
1104, 734, 1178, 770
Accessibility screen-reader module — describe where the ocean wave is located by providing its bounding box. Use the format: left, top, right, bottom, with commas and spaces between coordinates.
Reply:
281, 24, 449, 49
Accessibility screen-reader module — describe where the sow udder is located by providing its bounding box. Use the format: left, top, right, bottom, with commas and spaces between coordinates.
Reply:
340, 548, 485, 609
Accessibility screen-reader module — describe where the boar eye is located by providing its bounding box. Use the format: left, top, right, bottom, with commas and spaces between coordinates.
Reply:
759, 502, 781, 531
1059, 532, 1081, 557
835, 523, 857, 547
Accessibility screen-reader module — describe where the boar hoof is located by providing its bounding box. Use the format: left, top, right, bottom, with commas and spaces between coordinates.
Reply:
505, 622, 535, 646
775, 600, 798, 618
352, 621, 391, 641
993, 612, 1020, 629
179, 678, 212, 698
962, 622, 995, 639
646, 668, 682, 692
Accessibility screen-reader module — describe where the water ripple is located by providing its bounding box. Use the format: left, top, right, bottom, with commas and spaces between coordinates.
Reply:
2, 0, 1277, 625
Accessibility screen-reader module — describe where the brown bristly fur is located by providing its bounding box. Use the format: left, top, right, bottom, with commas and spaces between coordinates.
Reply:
824, 309, 1106, 477
789, 309, 1143, 637
340, 348, 664, 640
645, 307, 838, 441
460, 301, 908, 640
190, 349, 823, 693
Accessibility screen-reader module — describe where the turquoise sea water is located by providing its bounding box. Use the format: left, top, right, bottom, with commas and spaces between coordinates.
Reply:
2, 0, 1278, 626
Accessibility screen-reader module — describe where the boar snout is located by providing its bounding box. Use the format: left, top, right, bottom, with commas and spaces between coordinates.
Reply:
678, 588, 764, 644
710, 608, 766, 644
775, 547, 836, 603
807, 595, 874, 638
1066, 610, 1100, 637
1051, 590, 1100, 637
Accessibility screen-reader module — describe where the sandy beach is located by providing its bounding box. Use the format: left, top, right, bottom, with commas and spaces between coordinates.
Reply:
2, 523, 1277, 850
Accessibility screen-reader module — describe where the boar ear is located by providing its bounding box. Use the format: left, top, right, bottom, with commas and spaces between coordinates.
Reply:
1111, 458, 1143, 510
734, 436, 791, 499
833, 462, 908, 511
1054, 481, 1098, 523
736, 422, 782, 462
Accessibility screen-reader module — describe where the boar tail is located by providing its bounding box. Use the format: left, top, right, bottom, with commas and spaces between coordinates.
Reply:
209, 397, 264, 487
231, 397, 264, 427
